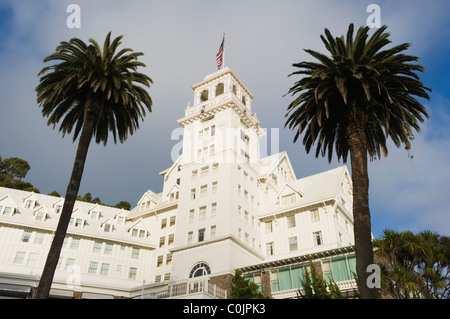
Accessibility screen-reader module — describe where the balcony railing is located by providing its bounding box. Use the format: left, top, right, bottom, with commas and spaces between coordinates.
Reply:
138, 279, 227, 299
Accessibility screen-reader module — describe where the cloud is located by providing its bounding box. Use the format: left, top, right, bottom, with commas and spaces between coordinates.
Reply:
1, 0, 449, 237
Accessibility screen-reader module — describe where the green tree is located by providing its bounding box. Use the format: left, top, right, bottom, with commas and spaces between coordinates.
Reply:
285, 24, 430, 298
47, 190, 61, 197
374, 229, 450, 299
231, 270, 267, 299
0, 156, 39, 192
115, 200, 131, 210
34, 32, 153, 299
297, 259, 344, 299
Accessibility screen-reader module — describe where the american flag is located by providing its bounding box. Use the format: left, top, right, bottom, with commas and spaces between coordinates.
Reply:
216, 35, 225, 70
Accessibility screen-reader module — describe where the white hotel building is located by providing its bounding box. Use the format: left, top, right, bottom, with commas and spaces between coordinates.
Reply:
0, 68, 358, 299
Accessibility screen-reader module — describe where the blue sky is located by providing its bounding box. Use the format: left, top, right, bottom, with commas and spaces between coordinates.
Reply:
0, 0, 449, 237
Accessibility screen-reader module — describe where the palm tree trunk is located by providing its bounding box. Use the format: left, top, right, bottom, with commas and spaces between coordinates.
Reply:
347, 119, 379, 299
33, 101, 96, 299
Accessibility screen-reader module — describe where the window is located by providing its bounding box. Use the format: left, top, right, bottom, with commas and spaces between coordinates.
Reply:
128, 267, 137, 280
200, 89, 208, 102
166, 253, 172, 265
199, 206, 206, 220
287, 215, 296, 228
34, 232, 45, 245
311, 209, 320, 223
201, 166, 209, 177
210, 226, 216, 239
116, 216, 125, 225
21, 230, 32, 243
2, 206, 13, 216
164, 273, 171, 281
103, 223, 112, 233
13, 251, 26, 264
212, 181, 218, 193
189, 262, 211, 278
313, 231, 323, 246
191, 188, 196, 200
212, 163, 218, 173
70, 217, 83, 228
157, 256, 163, 267
25, 200, 33, 209
104, 243, 113, 255
240, 130, 249, 145
100, 263, 110, 276
93, 241, 102, 253
211, 203, 217, 217
266, 242, 275, 256
170, 216, 176, 226
289, 236, 298, 251
65, 258, 76, 271
189, 209, 195, 223
168, 234, 174, 245
159, 236, 165, 248
187, 231, 193, 244
90, 211, 98, 219
35, 211, 45, 221
55, 205, 62, 214
215, 82, 224, 96
88, 261, 98, 274
70, 238, 81, 250
191, 169, 198, 180
282, 193, 296, 205
265, 221, 273, 234
198, 228, 205, 242
200, 184, 207, 197
131, 247, 140, 259
161, 218, 167, 229
25, 254, 39, 266
139, 229, 146, 238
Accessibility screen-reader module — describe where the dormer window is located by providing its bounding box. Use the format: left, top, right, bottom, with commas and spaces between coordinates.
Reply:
25, 200, 34, 209
69, 217, 83, 228
1, 206, 14, 216
90, 211, 99, 220
282, 193, 296, 205
103, 223, 112, 233
55, 205, 62, 214
35, 210, 46, 221
116, 215, 125, 225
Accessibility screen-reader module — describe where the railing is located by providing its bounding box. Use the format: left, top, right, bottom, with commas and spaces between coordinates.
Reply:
270, 279, 358, 299
139, 279, 227, 299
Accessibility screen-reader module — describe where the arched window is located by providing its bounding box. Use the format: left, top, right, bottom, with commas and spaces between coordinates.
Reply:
215, 83, 224, 96
189, 262, 211, 278
200, 89, 209, 102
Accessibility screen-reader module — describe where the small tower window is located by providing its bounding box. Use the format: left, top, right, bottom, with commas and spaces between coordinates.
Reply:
215, 82, 224, 96
200, 89, 209, 102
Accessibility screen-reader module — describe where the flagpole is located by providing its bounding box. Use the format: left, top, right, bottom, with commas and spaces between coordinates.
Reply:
222, 33, 225, 69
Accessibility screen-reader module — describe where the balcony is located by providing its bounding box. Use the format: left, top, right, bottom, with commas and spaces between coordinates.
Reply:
137, 278, 228, 299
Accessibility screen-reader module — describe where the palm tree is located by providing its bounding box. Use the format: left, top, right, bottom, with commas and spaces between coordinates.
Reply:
285, 24, 431, 298
34, 32, 153, 298
374, 229, 450, 298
